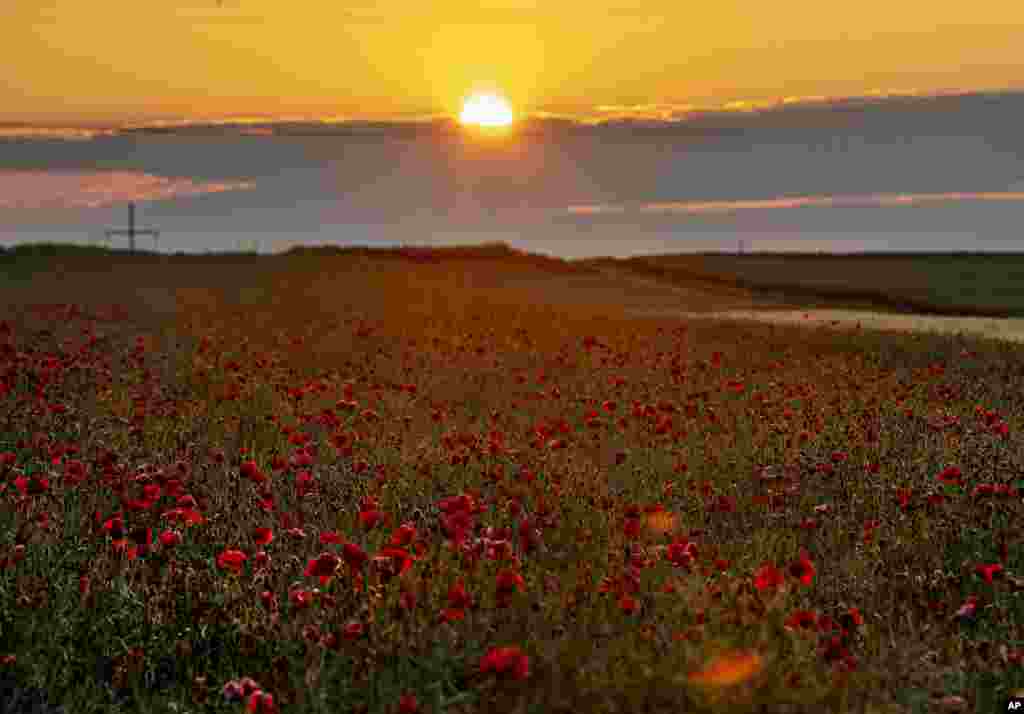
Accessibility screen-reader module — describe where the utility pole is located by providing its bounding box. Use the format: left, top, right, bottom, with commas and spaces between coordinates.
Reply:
105, 203, 160, 254
237, 238, 260, 254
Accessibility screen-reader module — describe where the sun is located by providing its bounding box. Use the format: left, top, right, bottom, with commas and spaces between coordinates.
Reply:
458, 92, 515, 129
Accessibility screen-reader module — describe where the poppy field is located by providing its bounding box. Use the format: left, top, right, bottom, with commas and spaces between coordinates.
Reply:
1, 243, 1023, 714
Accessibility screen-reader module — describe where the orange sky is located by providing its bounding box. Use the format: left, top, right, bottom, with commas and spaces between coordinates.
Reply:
5, 0, 1024, 124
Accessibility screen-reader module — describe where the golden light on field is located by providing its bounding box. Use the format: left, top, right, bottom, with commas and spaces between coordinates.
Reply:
645, 509, 677, 535
458, 92, 515, 129
687, 650, 764, 687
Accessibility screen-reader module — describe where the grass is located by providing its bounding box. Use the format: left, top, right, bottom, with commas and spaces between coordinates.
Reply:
2, 241, 1024, 713
576, 251, 1024, 317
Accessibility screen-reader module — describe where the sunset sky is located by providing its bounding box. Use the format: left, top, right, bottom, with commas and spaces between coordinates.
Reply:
6, 0, 1024, 125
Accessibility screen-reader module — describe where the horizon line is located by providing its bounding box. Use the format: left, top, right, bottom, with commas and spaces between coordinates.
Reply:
6, 239, 1024, 259
1, 84, 1020, 140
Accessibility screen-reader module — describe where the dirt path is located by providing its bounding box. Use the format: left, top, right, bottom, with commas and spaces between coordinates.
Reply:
580, 264, 1024, 345
665, 307, 1024, 345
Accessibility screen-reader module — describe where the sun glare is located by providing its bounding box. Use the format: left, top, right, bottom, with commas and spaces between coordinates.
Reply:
458, 92, 515, 129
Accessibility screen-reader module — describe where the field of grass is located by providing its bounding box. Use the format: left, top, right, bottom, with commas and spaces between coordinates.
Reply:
2, 242, 1024, 713
575, 252, 1024, 318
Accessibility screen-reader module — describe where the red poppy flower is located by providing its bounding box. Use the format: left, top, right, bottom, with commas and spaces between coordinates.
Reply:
240, 460, 266, 484
343, 621, 365, 640
618, 594, 639, 615
247, 690, 277, 714
666, 539, 698, 569
952, 595, 979, 622
373, 547, 415, 578
398, 693, 420, 713
937, 465, 962, 485
480, 646, 530, 680
320, 531, 344, 545
290, 588, 316, 610
495, 569, 525, 595
305, 552, 340, 578
753, 563, 785, 591
260, 590, 278, 611
623, 517, 642, 540
447, 579, 473, 610
342, 542, 368, 570
253, 527, 274, 546
789, 550, 816, 586
159, 530, 182, 548
358, 509, 385, 530
784, 610, 818, 632
217, 548, 247, 575
390, 523, 417, 547
975, 563, 1004, 584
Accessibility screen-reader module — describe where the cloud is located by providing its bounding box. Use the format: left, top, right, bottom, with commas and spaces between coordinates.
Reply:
0, 170, 256, 210
0, 127, 116, 141
4, 86, 1017, 139
567, 191, 1024, 217
576, 87, 968, 124
591, 102, 698, 121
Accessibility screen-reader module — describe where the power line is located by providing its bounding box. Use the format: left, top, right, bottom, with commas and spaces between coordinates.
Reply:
105, 203, 160, 253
